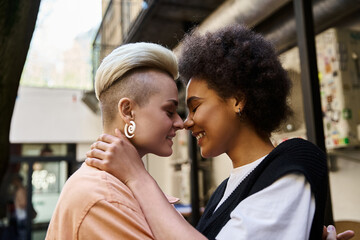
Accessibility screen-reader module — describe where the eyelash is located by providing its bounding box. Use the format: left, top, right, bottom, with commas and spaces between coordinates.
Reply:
167, 111, 175, 117
192, 106, 199, 113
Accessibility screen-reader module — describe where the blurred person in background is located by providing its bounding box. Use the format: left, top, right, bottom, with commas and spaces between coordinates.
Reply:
12, 174, 36, 240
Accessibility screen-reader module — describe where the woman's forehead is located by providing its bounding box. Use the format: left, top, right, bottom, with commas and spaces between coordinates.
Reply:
186, 78, 211, 97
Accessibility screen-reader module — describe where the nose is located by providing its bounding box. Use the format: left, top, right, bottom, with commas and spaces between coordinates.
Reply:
183, 115, 194, 130
174, 113, 184, 130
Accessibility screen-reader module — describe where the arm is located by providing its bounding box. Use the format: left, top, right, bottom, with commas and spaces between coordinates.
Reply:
15, 187, 27, 209
86, 129, 206, 240
86, 130, 354, 240
128, 173, 206, 239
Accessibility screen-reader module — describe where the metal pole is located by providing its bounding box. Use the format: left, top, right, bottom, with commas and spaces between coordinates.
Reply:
189, 134, 200, 226
26, 161, 33, 240
293, 0, 333, 225
293, 0, 325, 150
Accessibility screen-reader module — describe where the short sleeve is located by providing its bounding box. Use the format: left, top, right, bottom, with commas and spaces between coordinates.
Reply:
78, 199, 154, 240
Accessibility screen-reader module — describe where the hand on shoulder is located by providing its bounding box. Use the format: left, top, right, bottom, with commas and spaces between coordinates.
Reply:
86, 128, 147, 186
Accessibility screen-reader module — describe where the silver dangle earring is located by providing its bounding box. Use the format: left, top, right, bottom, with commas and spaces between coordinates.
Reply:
237, 108, 242, 117
124, 120, 136, 138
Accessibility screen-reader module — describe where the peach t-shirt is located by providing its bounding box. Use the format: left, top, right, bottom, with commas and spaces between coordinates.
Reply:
46, 163, 177, 240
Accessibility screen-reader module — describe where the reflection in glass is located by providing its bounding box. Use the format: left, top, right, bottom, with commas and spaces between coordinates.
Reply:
32, 161, 67, 224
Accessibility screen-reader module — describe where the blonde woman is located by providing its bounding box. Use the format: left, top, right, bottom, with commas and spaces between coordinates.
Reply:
46, 42, 183, 239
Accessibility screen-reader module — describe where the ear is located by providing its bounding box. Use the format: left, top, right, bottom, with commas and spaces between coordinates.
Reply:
118, 98, 135, 123
230, 97, 246, 113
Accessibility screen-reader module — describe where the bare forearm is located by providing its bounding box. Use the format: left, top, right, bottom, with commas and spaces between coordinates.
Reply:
85, 132, 205, 238
129, 174, 207, 240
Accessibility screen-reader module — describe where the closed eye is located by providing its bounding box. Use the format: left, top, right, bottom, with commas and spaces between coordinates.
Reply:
192, 105, 199, 113
167, 111, 175, 117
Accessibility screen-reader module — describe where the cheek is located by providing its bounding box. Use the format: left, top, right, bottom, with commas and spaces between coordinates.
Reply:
202, 111, 235, 154
161, 114, 174, 130
134, 118, 157, 142
198, 106, 227, 131
146, 115, 171, 137
194, 107, 211, 125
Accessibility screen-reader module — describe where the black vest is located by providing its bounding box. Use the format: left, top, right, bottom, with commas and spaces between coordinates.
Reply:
196, 138, 328, 240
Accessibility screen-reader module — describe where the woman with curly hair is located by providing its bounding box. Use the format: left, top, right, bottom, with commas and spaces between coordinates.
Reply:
86, 25, 354, 240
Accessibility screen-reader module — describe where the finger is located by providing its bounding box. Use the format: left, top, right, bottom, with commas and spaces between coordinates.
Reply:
85, 158, 106, 170
115, 128, 127, 139
322, 226, 328, 240
90, 141, 111, 151
115, 128, 134, 146
97, 133, 119, 143
326, 225, 336, 240
337, 230, 355, 240
86, 149, 107, 160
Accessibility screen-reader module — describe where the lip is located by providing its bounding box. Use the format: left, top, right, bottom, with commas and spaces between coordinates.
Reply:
166, 134, 176, 145
167, 133, 176, 139
166, 137, 174, 147
192, 131, 206, 145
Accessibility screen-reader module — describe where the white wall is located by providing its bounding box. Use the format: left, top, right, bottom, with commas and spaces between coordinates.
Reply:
212, 154, 233, 186
330, 157, 360, 222
10, 86, 102, 144
145, 129, 191, 203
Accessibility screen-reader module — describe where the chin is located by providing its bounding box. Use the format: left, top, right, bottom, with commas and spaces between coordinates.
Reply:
200, 149, 209, 158
200, 148, 217, 159
155, 149, 173, 157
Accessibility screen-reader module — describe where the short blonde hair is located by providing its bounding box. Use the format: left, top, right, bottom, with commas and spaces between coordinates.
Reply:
95, 42, 179, 100
95, 42, 179, 126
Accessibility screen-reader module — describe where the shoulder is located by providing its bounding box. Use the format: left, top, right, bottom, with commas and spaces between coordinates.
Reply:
275, 138, 325, 155
63, 163, 134, 199
270, 138, 327, 173
47, 164, 142, 239
52, 163, 138, 220
262, 138, 328, 192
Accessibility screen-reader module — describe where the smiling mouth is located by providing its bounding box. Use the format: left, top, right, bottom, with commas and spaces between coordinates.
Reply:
196, 132, 206, 141
166, 135, 175, 140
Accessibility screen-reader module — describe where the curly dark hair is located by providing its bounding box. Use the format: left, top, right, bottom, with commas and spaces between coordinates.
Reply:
178, 24, 293, 136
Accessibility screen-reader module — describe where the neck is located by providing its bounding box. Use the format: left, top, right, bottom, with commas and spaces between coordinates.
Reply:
103, 125, 115, 135
103, 119, 123, 135
227, 125, 274, 168
103, 123, 145, 158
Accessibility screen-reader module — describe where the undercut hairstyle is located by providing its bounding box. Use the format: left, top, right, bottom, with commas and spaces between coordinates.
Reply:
95, 42, 179, 126
178, 24, 293, 136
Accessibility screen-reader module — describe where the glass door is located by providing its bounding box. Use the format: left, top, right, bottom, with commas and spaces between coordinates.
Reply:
0, 143, 76, 240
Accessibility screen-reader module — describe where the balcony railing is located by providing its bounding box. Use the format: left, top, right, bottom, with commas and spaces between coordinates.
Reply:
92, 0, 145, 81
